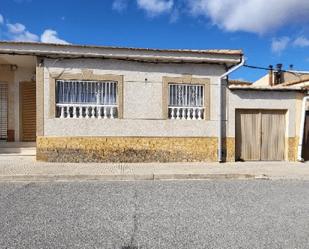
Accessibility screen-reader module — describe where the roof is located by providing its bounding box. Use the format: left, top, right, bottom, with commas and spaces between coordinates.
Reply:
229, 84, 304, 91
0, 40, 243, 56
0, 40, 243, 65
229, 79, 252, 86
279, 76, 309, 87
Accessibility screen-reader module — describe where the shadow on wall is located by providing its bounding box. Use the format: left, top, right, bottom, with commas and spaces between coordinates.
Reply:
232, 90, 296, 101
45, 58, 225, 77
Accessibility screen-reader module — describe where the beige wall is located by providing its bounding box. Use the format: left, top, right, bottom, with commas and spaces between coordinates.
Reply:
43, 58, 226, 137
227, 90, 302, 138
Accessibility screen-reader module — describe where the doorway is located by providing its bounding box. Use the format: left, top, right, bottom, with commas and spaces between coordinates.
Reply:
236, 109, 286, 161
20, 82, 36, 142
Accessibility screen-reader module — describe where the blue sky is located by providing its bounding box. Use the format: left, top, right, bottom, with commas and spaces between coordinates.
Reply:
1, 0, 309, 81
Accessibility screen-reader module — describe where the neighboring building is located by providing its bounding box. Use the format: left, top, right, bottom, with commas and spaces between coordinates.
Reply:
0, 41, 308, 163
229, 64, 309, 162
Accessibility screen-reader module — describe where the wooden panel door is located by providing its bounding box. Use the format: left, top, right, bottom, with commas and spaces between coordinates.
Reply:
261, 110, 286, 161
236, 109, 261, 161
20, 82, 36, 142
236, 109, 286, 161
0, 82, 8, 140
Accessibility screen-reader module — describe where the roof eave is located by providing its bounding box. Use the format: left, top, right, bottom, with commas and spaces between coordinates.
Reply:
0, 41, 243, 65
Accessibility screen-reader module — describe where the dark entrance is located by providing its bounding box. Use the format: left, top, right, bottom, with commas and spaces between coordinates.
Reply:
302, 111, 309, 161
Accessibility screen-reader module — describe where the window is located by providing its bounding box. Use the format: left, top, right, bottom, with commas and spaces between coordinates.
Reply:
56, 80, 118, 119
168, 83, 205, 120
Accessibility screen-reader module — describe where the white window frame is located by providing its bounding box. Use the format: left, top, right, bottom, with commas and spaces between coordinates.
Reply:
168, 83, 205, 120
55, 80, 118, 119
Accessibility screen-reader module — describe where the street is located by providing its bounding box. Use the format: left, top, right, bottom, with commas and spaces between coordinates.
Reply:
1, 180, 309, 249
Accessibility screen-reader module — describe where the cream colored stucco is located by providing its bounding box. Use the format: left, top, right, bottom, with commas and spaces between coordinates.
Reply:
43, 58, 225, 137
227, 89, 302, 138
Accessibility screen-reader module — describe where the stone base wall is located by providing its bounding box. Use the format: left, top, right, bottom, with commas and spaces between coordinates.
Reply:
288, 137, 299, 161
36, 136, 219, 163
36, 136, 299, 163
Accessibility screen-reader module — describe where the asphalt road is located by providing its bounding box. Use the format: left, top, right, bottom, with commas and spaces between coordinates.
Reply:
1, 180, 309, 249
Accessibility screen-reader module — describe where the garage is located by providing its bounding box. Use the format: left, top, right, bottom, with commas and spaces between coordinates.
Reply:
235, 109, 286, 161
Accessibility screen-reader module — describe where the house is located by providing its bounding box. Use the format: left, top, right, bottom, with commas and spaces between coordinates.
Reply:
229, 64, 309, 162
0, 41, 307, 163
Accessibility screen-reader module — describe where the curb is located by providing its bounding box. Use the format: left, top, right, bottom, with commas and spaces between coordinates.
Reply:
0, 173, 267, 182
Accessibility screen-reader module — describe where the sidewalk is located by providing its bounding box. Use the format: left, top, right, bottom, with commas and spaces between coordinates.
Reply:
0, 156, 309, 182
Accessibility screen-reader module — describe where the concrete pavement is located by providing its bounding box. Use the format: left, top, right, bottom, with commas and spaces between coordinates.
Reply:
1, 180, 309, 248
1, 156, 309, 181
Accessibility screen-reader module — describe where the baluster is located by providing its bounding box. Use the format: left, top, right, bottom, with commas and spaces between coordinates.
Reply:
180, 108, 185, 120
110, 107, 114, 119
67, 106, 71, 118
91, 106, 96, 118
192, 108, 196, 120
66, 106, 69, 118
170, 108, 175, 119
197, 108, 202, 120
104, 107, 108, 119
60, 106, 64, 118
80, 106, 83, 118
73, 106, 77, 118
85, 106, 89, 119
186, 108, 190, 120
176, 108, 180, 119
98, 106, 102, 119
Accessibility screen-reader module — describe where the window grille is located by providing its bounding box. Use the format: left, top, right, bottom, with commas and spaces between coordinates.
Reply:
168, 83, 205, 120
56, 80, 118, 119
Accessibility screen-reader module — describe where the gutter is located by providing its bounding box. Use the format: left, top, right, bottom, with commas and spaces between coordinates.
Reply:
297, 94, 309, 161
218, 56, 245, 162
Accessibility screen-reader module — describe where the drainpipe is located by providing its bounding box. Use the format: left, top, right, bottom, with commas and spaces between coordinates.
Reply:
297, 94, 309, 161
218, 56, 245, 162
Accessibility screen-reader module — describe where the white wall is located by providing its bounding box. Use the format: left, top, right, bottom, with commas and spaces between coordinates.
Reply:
43, 58, 226, 137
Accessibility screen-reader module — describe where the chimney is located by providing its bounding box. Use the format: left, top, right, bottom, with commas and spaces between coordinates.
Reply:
269, 65, 274, 86
274, 63, 283, 85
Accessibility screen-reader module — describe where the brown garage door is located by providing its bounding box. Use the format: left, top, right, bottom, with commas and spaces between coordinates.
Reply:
20, 82, 36, 142
236, 109, 286, 161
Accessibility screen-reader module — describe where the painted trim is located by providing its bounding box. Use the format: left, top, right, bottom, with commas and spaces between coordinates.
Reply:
48, 70, 124, 119
36, 59, 44, 136
162, 75, 210, 120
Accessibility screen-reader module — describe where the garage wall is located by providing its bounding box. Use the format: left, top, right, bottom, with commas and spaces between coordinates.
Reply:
227, 90, 301, 137
227, 89, 304, 161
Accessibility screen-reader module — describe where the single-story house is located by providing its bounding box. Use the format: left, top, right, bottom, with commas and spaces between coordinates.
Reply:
0, 42, 308, 163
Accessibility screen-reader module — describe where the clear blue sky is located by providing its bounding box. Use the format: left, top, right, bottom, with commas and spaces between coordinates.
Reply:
1, 0, 309, 81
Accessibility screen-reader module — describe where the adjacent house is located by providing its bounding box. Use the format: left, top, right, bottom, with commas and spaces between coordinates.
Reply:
229, 65, 309, 162
0, 41, 308, 163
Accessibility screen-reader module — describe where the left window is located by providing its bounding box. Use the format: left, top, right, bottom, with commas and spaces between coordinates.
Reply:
56, 80, 118, 119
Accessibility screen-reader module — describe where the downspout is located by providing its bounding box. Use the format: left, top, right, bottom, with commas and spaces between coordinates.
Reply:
218, 56, 245, 162
297, 94, 309, 161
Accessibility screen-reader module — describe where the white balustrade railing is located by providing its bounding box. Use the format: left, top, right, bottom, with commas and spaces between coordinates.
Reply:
56, 104, 117, 119
168, 106, 204, 120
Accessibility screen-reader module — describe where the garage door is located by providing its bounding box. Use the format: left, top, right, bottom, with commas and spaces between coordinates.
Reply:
236, 109, 286, 161
20, 82, 36, 142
